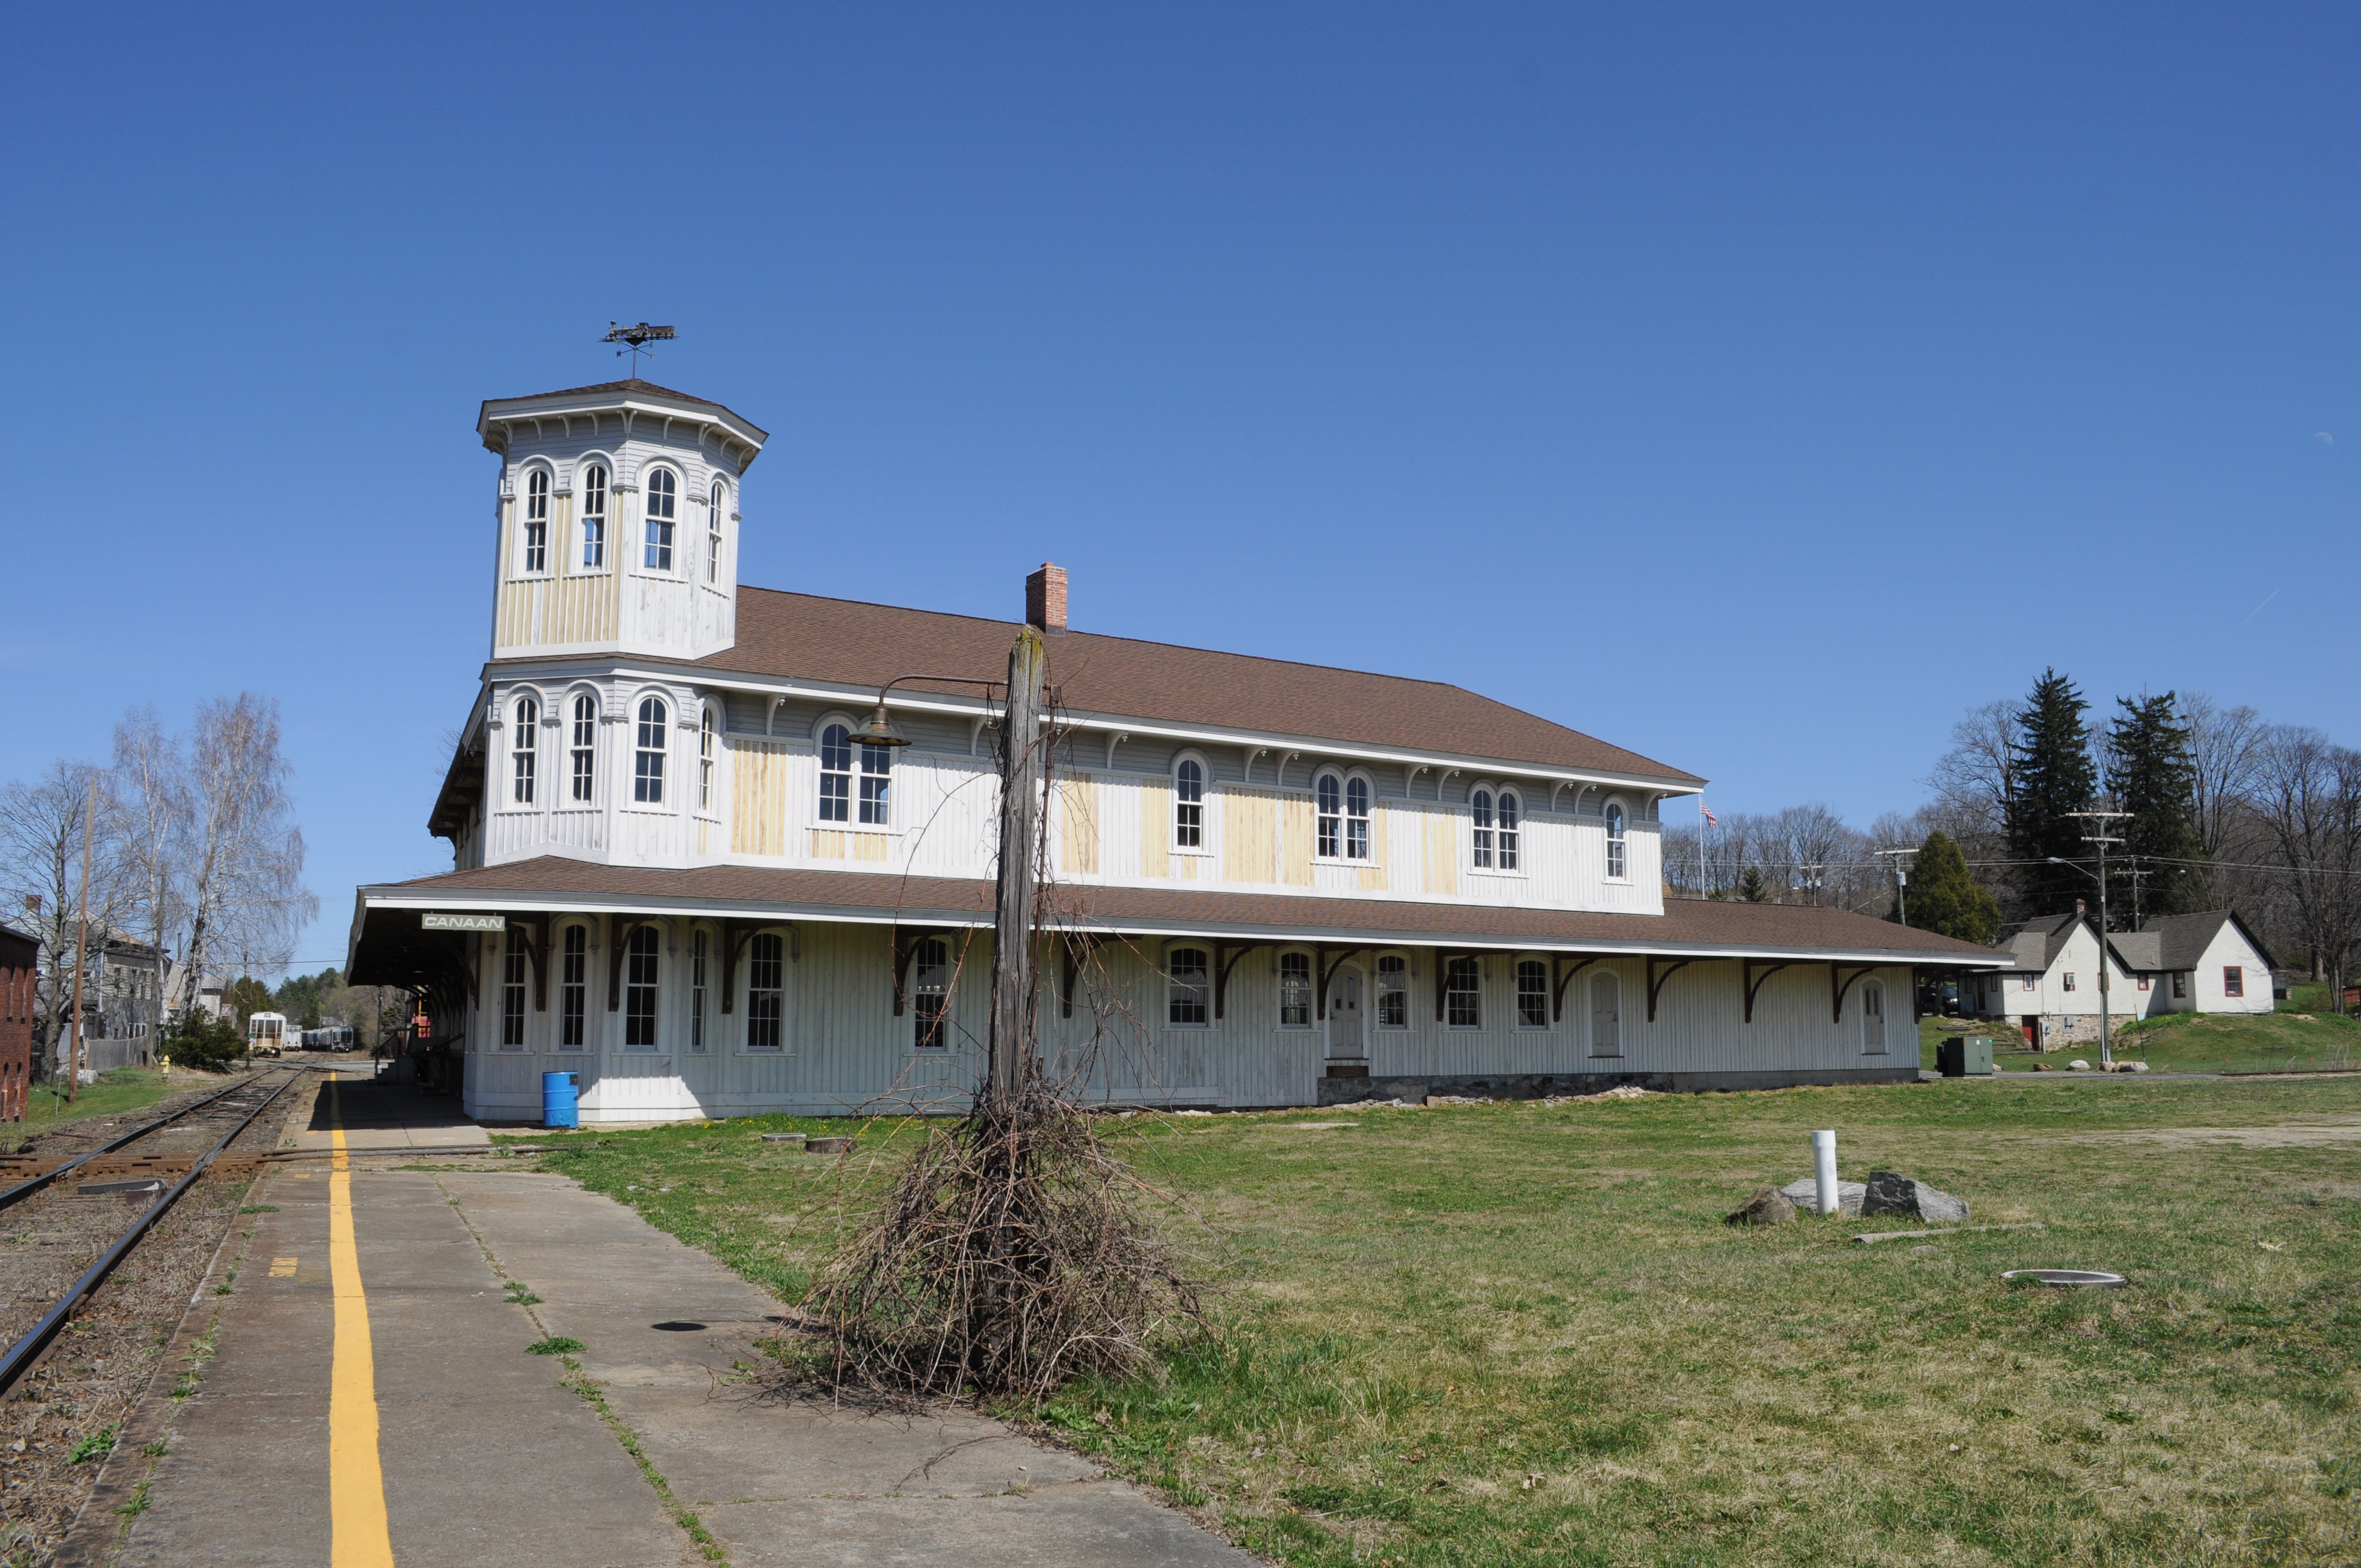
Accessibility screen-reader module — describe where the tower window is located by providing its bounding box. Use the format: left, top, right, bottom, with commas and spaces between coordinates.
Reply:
708, 482, 725, 584
570, 695, 597, 803
634, 698, 668, 804
580, 464, 607, 569
819, 723, 852, 823
747, 932, 784, 1050
1174, 759, 1204, 848
623, 925, 660, 1050
644, 468, 676, 570
1606, 802, 1628, 879
522, 469, 549, 574
511, 695, 538, 805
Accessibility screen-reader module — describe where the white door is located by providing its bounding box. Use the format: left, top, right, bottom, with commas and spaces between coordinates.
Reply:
1590, 972, 1620, 1057
1329, 971, 1364, 1059
1862, 982, 1886, 1053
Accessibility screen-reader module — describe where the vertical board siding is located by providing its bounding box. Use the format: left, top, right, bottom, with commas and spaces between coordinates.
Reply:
1222, 790, 1276, 884
1281, 794, 1313, 886
731, 742, 790, 856
1058, 774, 1100, 875
1139, 781, 1170, 879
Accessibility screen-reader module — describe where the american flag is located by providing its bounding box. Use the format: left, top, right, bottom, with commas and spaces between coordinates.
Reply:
1700, 801, 1718, 827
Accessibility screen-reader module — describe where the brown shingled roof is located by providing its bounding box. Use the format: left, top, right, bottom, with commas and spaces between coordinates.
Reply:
671, 588, 1701, 783
358, 857, 2001, 963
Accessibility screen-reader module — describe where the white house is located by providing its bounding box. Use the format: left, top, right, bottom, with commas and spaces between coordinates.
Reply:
1976, 905, 2276, 1046
346, 377, 2011, 1124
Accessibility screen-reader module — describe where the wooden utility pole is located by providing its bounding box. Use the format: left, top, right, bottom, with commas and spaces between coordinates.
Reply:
987, 627, 1047, 1112
67, 779, 96, 1103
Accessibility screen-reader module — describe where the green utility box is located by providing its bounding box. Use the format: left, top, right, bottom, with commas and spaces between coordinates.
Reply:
1937, 1036, 1995, 1077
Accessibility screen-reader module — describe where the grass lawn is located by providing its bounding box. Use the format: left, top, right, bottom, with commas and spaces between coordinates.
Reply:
0, 1066, 179, 1153
516, 1077, 2361, 1565
1924, 1009, 2361, 1077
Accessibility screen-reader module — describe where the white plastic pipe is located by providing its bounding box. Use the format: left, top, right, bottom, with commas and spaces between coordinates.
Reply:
1811, 1130, 1839, 1216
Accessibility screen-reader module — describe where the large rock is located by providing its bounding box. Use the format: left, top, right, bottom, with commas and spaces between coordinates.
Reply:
1862, 1170, 1970, 1223
1726, 1186, 1797, 1226
1779, 1176, 1865, 1216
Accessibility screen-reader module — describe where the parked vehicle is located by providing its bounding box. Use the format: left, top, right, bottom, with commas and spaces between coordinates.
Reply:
246, 1011, 290, 1058
303, 1025, 357, 1052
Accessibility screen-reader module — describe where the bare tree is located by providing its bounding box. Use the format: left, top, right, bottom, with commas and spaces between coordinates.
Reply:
111, 705, 191, 1043
2180, 693, 2265, 867
2248, 727, 2361, 1001
1926, 699, 2025, 911
0, 762, 129, 1078
177, 695, 317, 1006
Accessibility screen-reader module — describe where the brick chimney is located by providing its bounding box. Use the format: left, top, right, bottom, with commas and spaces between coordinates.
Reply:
1025, 562, 1068, 635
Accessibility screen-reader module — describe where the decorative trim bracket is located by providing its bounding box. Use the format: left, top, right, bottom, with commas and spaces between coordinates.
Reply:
1551, 954, 1600, 1022
1742, 960, 1793, 1025
1645, 956, 1691, 1023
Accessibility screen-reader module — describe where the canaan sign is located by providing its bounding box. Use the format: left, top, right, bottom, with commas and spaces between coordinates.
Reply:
421, 911, 506, 932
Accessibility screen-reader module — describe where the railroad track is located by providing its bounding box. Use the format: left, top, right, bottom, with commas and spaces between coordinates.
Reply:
0, 1066, 309, 1397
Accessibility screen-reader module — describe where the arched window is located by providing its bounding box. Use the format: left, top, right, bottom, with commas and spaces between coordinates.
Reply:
1589, 971, 1621, 1057
690, 930, 709, 1052
634, 697, 667, 803
1445, 955, 1482, 1028
580, 464, 608, 568
860, 736, 892, 825
818, 723, 852, 822
511, 695, 538, 805
707, 481, 725, 584
1279, 952, 1312, 1028
1860, 980, 1887, 1054
1515, 959, 1548, 1028
747, 933, 784, 1050
644, 468, 676, 570
522, 468, 550, 573
1498, 790, 1520, 871
1472, 789, 1495, 868
912, 937, 950, 1050
1315, 774, 1372, 860
1347, 776, 1371, 859
558, 925, 587, 1049
1174, 759, 1205, 848
1606, 802, 1628, 879
698, 705, 717, 811
623, 925, 660, 1050
1316, 774, 1342, 858
569, 695, 597, 803
1168, 946, 1209, 1026
1375, 954, 1408, 1028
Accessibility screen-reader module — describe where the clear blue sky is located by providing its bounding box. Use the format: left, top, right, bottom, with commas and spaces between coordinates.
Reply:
3, 5, 2353, 974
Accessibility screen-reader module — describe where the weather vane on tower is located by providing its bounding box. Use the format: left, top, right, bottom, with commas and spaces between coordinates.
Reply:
601, 320, 675, 377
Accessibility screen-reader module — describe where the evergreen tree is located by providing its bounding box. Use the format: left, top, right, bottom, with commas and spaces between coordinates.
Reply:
1902, 830, 2002, 944
1738, 864, 1769, 902
2106, 693, 2207, 919
2005, 669, 2099, 918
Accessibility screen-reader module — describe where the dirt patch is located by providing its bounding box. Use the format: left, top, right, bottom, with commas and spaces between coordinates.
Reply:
2068, 1117, 2361, 1150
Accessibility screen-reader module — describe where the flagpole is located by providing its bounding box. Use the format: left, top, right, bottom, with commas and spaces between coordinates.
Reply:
1699, 798, 1707, 898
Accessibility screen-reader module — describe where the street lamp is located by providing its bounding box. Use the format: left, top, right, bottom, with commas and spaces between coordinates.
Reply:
847, 673, 1015, 751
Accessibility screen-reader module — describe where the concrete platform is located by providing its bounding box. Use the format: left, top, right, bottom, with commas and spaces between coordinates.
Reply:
108, 1079, 1248, 1567
287, 1075, 491, 1153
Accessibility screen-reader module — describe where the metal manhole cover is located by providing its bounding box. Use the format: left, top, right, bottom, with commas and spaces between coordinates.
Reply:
2001, 1269, 2127, 1288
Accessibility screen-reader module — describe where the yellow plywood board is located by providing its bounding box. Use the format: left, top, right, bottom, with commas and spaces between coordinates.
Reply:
1140, 782, 1171, 879
1060, 774, 1100, 874
1282, 794, 1314, 886
731, 745, 789, 857
1223, 791, 1275, 883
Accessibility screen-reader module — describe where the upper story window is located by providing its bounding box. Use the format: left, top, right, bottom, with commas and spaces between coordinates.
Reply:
1472, 789, 1495, 868
1515, 959, 1548, 1028
1316, 773, 1373, 860
644, 467, 677, 570
580, 464, 608, 569
819, 723, 852, 822
912, 938, 950, 1050
1445, 956, 1482, 1028
569, 695, 597, 803
1174, 759, 1205, 848
747, 933, 784, 1050
1605, 802, 1628, 879
1168, 946, 1209, 1026
510, 695, 538, 804
1375, 954, 1408, 1028
2223, 965, 2244, 998
634, 697, 667, 804
698, 705, 717, 812
1498, 790, 1520, 870
521, 469, 550, 573
1279, 952, 1313, 1028
860, 738, 892, 825
2063, 971, 2076, 992
707, 481, 725, 584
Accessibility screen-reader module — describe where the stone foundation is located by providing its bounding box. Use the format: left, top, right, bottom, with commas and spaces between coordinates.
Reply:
1316, 1068, 1923, 1104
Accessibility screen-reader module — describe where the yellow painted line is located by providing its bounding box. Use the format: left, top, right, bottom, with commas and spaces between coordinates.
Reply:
328, 1082, 395, 1567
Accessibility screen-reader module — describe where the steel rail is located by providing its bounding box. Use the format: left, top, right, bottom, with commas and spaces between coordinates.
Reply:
0, 1068, 308, 1398
0, 1068, 303, 1215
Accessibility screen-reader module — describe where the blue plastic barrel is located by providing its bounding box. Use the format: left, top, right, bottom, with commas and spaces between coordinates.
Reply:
541, 1071, 580, 1130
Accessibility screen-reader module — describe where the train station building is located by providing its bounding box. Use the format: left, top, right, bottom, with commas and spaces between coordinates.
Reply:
346, 378, 2008, 1124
